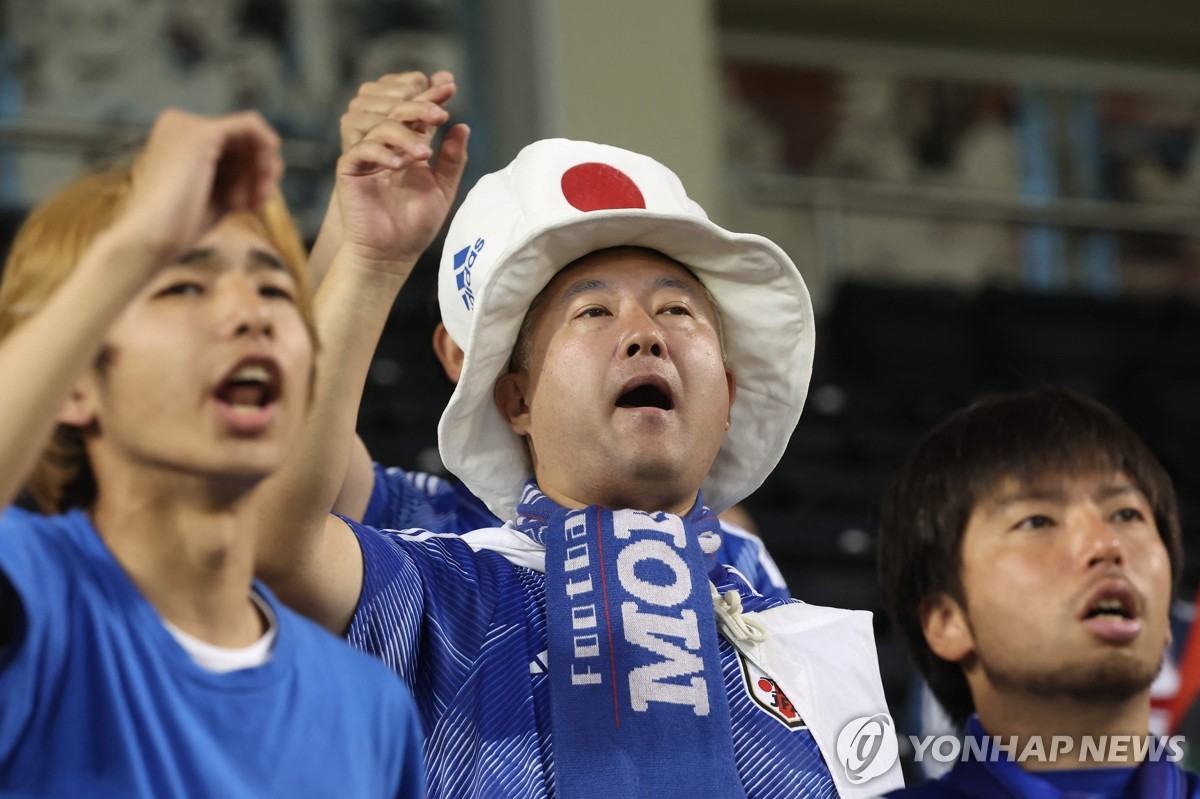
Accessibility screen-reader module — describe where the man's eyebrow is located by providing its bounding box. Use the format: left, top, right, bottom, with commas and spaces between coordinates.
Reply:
175, 248, 220, 268
170, 248, 287, 273
651, 276, 701, 294
555, 274, 704, 306
1096, 484, 1143, 503
247, 249, 287, 273
559, 278, 611, 303
983, 482, 1145, 513
985, 487, 1065, 512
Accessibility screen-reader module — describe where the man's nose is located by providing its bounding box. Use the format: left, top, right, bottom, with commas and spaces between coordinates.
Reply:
620, 312, 667, 359
221, 278, 274, 340
1078, 510, 1124, 570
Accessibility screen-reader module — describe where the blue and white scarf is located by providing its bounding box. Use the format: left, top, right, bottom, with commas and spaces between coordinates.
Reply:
515, 483, 746, 799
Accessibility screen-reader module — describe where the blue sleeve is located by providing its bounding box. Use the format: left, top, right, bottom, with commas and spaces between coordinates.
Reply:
343, 519, 511, 729
362, 464, 499, 534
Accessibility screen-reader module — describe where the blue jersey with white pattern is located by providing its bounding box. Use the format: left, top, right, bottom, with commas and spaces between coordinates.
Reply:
362, 463, 790, 598
345, 519, 835, 799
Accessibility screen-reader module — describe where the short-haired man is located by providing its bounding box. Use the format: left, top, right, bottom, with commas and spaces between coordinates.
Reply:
878, 389, 1196, 797
310, 73, 791, 599
259, 138, 902, 799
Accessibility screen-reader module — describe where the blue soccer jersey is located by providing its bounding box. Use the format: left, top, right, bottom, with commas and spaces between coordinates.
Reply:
361, 463, 790, 598
345, 518, 838, 799
0, 507, 424, 799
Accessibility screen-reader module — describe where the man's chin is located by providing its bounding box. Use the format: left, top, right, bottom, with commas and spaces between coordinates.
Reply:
617, 452, 692, 481
183, 447, 283, 487
984, 654, 1161, 704
581, 455, 690, 502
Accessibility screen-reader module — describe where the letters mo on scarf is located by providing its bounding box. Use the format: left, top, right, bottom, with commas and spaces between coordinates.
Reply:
524, 483, 743, 799
560, 506, 717, 720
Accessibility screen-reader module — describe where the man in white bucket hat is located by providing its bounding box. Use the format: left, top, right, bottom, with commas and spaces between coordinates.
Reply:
308, 74, 791, 601
261, 138, 903, 799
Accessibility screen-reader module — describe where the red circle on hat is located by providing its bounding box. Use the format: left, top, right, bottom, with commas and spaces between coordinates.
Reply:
561, 163, 646, 211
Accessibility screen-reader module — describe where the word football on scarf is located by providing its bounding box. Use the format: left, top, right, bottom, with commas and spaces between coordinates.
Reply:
516, 483, 746, 799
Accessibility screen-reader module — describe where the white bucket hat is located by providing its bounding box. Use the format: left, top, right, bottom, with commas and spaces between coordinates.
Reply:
437, 139, 814, 521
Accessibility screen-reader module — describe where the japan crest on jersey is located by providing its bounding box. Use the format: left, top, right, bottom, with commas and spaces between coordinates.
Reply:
738, 653, 807, 729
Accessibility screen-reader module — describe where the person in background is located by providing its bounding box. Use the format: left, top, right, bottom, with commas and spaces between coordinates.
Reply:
878, 389, 1196, 798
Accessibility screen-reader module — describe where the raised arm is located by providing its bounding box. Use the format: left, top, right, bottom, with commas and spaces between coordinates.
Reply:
0, 110, 283, 510
254, 99, 468, 633
308, 71, 458, 519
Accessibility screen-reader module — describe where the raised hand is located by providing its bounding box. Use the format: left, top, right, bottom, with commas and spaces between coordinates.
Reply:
310, 72, 463, 283
340, 70, 457, 154
333, 96, 469, 275
119, 109, 283, 269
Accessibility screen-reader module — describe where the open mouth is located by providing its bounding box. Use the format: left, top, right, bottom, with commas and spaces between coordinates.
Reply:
1081, 583, 1138, 622
616, 380, 674, 411
214, 358, 282, 412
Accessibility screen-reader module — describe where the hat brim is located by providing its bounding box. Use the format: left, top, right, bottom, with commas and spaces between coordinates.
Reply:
438, 209, 814, 522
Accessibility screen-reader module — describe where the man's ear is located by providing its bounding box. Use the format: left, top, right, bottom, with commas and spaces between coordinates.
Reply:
57, 377, 97, 428
432, 322, 465, 384
920, 593, 974, 664
494, 371, 532, 436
